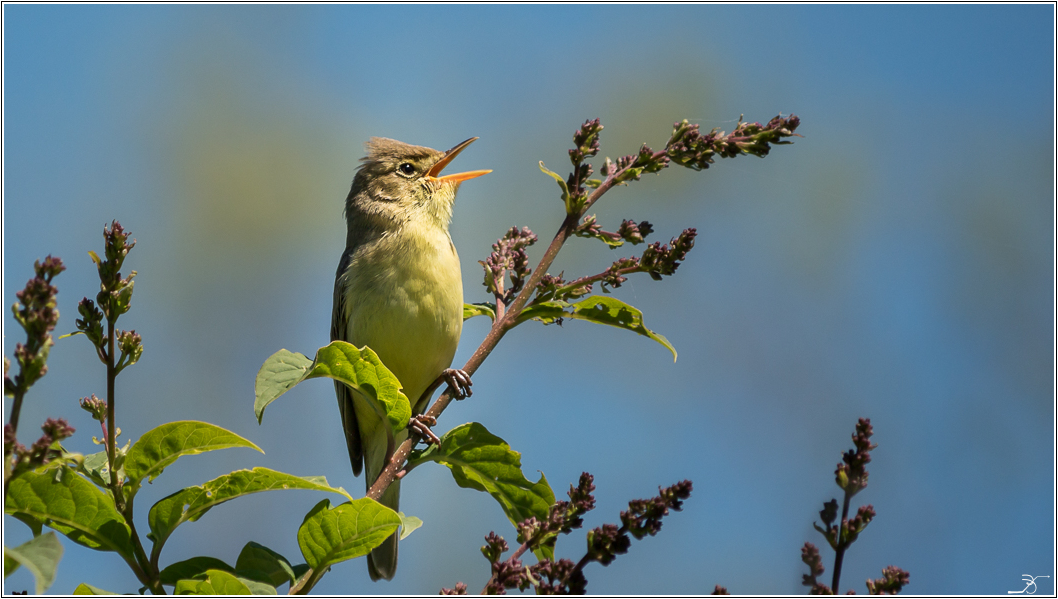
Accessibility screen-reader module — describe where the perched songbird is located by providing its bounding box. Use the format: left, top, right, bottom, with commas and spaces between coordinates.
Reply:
331, 137, 489, 580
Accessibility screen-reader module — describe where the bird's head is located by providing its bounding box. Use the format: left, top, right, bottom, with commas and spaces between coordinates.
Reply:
346, 137, 490, 231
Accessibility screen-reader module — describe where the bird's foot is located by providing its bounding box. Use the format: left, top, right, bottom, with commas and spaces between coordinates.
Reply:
442, 368, 473, 400
408, 415, 441, 445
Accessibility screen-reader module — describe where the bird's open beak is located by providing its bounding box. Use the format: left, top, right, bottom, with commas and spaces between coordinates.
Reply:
427, 137, 491, 184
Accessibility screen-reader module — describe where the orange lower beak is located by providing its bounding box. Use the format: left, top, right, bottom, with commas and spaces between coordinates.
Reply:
427, 137, 491, 184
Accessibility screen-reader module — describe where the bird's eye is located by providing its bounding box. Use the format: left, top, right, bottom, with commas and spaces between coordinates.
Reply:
397, 163, 416, 176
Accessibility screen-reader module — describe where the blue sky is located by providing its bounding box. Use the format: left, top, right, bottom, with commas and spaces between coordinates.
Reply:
3, 4, 1053, 595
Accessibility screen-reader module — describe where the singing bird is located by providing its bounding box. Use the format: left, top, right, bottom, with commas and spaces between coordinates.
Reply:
331, 137, 489, 580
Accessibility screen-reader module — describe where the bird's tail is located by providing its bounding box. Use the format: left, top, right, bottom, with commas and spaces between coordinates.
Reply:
367, 476, 400, 580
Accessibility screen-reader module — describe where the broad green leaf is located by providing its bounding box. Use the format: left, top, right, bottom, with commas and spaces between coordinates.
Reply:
235, 542, 296, 588
409, 422, 554, 530
296, 498, 401, 570
148, 468, 351, 554
3, 532, 63, 593
254, 342, 410, 435
174, 569, 259, 595
463, 302, 496, 322
5, 469, 134, 560
397, 512, 423, 541
539, 161, 573, 214
518, 296, 677, 361
124, 421, 263, 497
73, 583, 117, 595
160, 556, 235, 586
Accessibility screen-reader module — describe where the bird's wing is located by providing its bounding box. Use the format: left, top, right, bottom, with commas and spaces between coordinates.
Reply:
332, 247, 363, 477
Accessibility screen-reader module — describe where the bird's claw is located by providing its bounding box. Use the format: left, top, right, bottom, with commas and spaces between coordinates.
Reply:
442, 368, 473, 400
408, 415, 441, 445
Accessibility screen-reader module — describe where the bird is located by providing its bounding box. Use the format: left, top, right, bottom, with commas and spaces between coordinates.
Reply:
331, 136, 489, 580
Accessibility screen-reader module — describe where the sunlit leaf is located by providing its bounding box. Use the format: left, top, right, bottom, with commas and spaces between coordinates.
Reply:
4, 469, 134, 560
463, 302, 496, 322
148, 468, 350, 554
254, 343, 409, 435
124, 421, 263, 497
73, 583, 116, 595
409, 422, 554, 530
174, 569, 264, 595
517, 296, 676, 361
296, 498, 401, 570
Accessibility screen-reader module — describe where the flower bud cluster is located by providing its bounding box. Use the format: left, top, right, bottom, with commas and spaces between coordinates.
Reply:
667, 114, 801, 170
866, 566, 910, 595
804, 419, 907, 595
75, 221, 143, 367
620, 479, 693, 539
566, 119, 604, 207
638, 228, 697, 281
6, 256, 65, 396
480, 531, 509, 564
482, 227, 538, 305
836, 418, 876, 496
447, 474, 691, 595
485, 557, 529, 594
80, 394, 108, 422
534, 273, 593, 304
575, 215, 654, 248
90, 220, 137, 322
603, 144, 670, 184
800, 542, 827, 591
4, 418, 75, 476
531, 558, 585, 595
440, 582, 468, 595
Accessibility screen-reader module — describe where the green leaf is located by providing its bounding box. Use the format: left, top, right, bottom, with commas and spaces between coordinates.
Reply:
148, 468, 351, 554
174, 569, 259, 595
254, 342, 410, 436
3, 532, 63, 593
73, 583, 117, 595
253, 349, 313, 419
240, 577, 278, 595
397, 512, 423, 541
463, 302, 496, 322
160, 556, 235, 586
78, 451, 110, 489
235, 542, 296, 588
517, 296, 677, 361
4, 469, 134, 560
296, 498, 402, 570
539, 161, 573, 214
124, 421, 263, 498
408, 422, 554, 531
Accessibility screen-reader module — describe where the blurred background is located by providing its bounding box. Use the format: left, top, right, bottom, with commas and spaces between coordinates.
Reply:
3, 5, 1053, 595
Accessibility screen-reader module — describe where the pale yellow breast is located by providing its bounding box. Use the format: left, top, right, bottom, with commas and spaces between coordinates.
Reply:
338, 222, 463, 410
